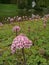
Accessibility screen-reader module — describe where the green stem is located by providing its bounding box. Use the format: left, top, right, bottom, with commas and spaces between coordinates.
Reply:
16, 30, 17, 36
22, 48, 26, 65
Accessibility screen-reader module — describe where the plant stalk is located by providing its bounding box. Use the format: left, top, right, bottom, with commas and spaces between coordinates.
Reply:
22, 48, 26, 65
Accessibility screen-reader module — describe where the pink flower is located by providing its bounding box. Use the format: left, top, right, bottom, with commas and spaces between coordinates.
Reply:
12, 26, 20, 32
17, 17, 22, 22
11, 33, 32, 54
0, 22, 3, 26
10, 18, 14, 22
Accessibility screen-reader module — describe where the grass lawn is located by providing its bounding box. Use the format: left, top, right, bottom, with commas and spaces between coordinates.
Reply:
0, 4, 18, 17
0, 20, 49, 65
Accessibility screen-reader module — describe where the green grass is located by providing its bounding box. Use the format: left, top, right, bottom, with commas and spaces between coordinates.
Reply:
0, 19, 49, 65
0, 4, 18, 17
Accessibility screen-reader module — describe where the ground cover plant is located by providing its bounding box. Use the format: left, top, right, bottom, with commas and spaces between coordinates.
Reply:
0, 19, 49, 65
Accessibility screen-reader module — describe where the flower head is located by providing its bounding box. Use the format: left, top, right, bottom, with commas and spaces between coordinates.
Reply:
12, 26, 20, 32
0, 22, 3, 26
11, 33, 32, 54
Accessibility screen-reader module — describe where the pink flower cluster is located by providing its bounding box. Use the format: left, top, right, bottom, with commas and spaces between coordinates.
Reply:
11, 33, 32, 54
12, 26, 20, 32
